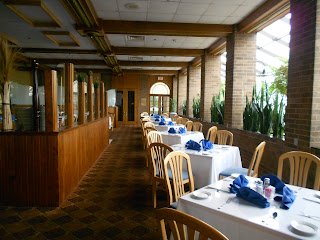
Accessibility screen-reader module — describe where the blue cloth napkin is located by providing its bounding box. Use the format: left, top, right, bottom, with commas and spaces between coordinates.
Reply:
261, 174, 285, 194
261, 174, 296, 209
160, 118, 166, 122
151, 114, 154, 116
200, 139, 213, 151
168, 121, 174, 126
237, 187, 270, 208
185, 140, 201, 151
155, 118, 160, 122
168, 128, 177, 134
159, 121, 166, 125
230, 175, 249, 193
179, 127, 186, 134
160, 116, 164, 119
153, 114, 159, 118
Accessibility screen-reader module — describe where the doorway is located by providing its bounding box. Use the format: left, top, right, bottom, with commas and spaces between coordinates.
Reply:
149, 82, 170, 115
116, 89, 137, 124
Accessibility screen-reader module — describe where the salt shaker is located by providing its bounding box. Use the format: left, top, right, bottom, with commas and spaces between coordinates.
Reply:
263, 178, 270, 190
255, 181, 263, 194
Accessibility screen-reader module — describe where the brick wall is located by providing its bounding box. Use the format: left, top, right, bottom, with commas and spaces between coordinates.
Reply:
139, 75, 148, 114
225, 32, 256, 129
201, 53, 221, 121
188, 65, 201, 118
172, 75, 178, 112
178, 73, 187, 115
287, 0, 320, 148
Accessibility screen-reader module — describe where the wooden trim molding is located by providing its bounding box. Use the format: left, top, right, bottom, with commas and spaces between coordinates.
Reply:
42, 31, 80, 47
5, 0, 62, 28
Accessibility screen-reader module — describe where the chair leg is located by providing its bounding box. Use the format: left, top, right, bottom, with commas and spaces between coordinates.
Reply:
152, 182, 157, 208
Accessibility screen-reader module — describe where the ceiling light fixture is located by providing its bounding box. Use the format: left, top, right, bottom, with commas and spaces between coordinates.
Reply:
124, 3, 139, 9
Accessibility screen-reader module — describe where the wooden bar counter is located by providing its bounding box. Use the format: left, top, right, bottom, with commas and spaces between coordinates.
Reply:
0, 117, 109, 206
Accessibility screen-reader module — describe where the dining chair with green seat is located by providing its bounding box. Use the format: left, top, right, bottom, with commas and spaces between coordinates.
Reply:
185, 120, 193, 131
192, 122, 203, 132
215, 130, 233, 146
277, 151, 320, 190
163, 151, 194, 209
219, 141, 266, 178
206, 126, 218, 142
148, 143, 173, 208
157, 208, 229, 240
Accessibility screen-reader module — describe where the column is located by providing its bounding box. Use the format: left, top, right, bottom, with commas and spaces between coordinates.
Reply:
178, 72, 187, 115
200, 53, 221, 122
78, 81, 85, 125
287, 0, 320, 148
225, 32, 256, 129
44, 70, 58, 132
65, 63, 74, 128
187, 65, 201, 118
88, 74, 94, 122
100, 82, 105, 118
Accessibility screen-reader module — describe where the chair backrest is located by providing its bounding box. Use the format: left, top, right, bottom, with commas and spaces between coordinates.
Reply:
161, 113, 169, 117
173, 115, 180, 122
164, 151, 194, 205
215, 130, 233, 146
180, 118, 189, 125
157, 208, 228, 240
176, 117, 183, 124
148, 143, 173, 179
248, 141, 266, 177
147, 130, 163, 146
277, 151, 320, 190
185, 120, 193, 131
192, 122, 203, 132
144, 122, 155, 128
206, 126, 218, 142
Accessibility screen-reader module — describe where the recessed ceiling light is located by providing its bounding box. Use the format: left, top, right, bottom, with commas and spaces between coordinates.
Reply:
124, 3, 139, 9
126, 35, 145, 41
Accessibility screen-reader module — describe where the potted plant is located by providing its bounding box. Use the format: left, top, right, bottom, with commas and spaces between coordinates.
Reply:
0, 38, 19, 131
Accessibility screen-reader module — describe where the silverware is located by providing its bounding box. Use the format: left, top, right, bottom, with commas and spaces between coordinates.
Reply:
299, 211, 320, 221
205, 186, 231, 194
262, 212, 278, 225
303, 197, 320, 204
218, 197, 232, 209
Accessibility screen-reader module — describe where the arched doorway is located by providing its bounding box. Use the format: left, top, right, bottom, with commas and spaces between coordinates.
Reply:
150, 82, 170, 115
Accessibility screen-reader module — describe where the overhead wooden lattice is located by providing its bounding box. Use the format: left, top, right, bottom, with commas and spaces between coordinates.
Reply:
42, 31, 80, 47
5, 0, 62, 28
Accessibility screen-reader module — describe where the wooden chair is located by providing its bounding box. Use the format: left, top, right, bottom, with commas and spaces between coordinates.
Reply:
173, 115, 180, 122
144, 127, 158, 165
192, 122, 203, 132
180, 117, 189, 125
277, 151, 320, 190
147, 130, 162, 147
163, 151, 194, 208
185, 120, 193, 131
144, 122, 155, 128
219, 141, 266, 178
206, 126, 217, 142
215, 130, 233, 146
161, 113, 169, 117
157, 208, 228, 240
176, 117, 183, 124
148, 143, 173, 208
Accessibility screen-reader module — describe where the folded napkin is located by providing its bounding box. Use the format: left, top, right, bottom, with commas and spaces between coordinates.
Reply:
179, 127, 186, 134
153, 114, 159, 118
185, 140, 201, 151
159, 121, 166, 125
155, 118, 160, 122
168, 127, 177, 134
261, 174, 296, 209
237, 187, 270, 208
230, 175, 249, 193
160, 116, 164, 119
168, 121, 174, 126
261, 174, 285, 194
200, 139, 213, 151
160, 118, 166, 122
151, 114, 154, 116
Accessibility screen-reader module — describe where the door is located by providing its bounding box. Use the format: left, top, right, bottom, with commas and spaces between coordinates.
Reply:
150, 95, 170, 115
116, 89, 137, 124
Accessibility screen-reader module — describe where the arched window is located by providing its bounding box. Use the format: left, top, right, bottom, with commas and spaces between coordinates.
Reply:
150, 82, 170, 95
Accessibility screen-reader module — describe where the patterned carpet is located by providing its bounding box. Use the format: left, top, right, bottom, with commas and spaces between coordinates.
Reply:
0, 125, 168, 239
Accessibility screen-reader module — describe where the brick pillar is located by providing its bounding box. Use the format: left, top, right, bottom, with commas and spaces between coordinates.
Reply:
176, 73, 179, 112
178, 72, 187, 115
225, 32, 256, 129
187, 65, 201, 118
200, 53, 221, 122
172, 75, 178, 112
286, 0, 320, 148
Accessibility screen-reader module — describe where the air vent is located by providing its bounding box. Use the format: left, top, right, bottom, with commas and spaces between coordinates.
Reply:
126, 35, 145, 41
129, 56, 143, 61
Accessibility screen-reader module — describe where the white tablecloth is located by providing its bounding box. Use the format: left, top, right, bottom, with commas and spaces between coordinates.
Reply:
161, 131, 204, 146
171, 144, 242, 189
177, 177, 320, 240
155, 123, 184, 132
150, 117, 172, 124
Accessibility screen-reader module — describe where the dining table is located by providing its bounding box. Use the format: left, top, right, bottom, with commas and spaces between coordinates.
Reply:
171, 144, 242, 189
150, 117, 172, 124
160, 131, 204, 146
177, 176, 320, 240
154, 123, 185, 132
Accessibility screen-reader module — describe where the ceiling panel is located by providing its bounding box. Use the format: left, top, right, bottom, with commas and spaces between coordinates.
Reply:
23, 53, 102, 60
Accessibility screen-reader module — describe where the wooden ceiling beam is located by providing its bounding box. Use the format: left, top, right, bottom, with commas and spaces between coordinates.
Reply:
35, 58, 106, 65
74, 68, 112, 73
123, 69, 178, 75
206, 37, 226, 55
21, 48, 99, 54
113, 47, 203, 57
238, 0, 290, 33
100, 20, 233, 37
119, 61, 188, 67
